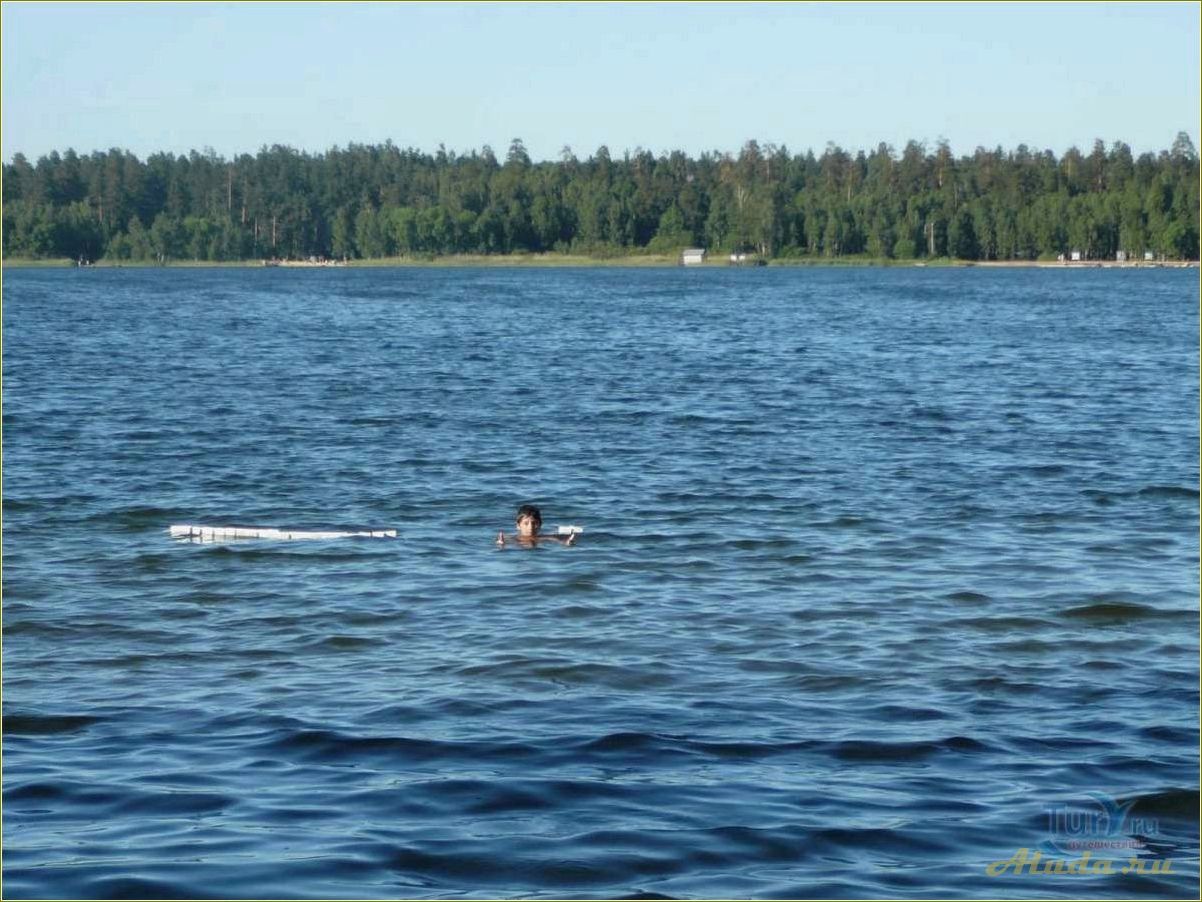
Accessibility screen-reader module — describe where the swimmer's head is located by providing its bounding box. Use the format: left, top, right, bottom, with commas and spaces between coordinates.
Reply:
515, 504, 542, 537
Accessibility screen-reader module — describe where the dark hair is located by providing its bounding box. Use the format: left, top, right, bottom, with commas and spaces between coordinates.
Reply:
516, 504, 542, 526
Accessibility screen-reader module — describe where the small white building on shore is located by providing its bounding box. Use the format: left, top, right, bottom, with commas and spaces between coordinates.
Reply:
681, 248, 707, 265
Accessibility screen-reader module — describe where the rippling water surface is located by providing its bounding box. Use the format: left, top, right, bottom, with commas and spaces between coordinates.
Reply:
3, 266, 1199, 899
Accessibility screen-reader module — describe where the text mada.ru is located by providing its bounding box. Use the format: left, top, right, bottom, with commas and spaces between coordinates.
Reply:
986, 849, 1175, 877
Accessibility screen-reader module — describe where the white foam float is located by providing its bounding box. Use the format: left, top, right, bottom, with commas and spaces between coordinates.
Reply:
169, 524, 396, 541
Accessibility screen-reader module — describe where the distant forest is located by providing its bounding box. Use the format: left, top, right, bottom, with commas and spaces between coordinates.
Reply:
3, 134, 1199, 262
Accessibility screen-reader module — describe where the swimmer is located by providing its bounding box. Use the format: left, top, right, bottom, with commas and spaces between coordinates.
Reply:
496, 504, 577, 547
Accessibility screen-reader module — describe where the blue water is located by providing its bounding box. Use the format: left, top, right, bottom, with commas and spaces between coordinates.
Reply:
2, 265, 1198, 899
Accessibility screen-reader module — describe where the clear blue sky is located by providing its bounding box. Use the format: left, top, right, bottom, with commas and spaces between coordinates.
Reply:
2, 1, 1198, 163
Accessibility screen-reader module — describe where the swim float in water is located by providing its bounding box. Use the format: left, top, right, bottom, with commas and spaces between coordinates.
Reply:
169, 524, 396, 541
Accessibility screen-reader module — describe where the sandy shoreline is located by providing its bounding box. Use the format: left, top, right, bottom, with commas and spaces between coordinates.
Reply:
2, 255, 1197, 270
966, 260, 1198, 269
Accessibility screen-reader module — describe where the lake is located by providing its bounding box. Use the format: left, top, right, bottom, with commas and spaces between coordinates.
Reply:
2, 265, 1198, 899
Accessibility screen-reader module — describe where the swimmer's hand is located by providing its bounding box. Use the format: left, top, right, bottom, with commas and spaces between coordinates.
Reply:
496, 531, 506, 547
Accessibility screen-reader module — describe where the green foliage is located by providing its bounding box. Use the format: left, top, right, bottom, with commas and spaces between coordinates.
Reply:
892, 235, 917, 259
646, 204, 692, 254
3, 138, 1199, 262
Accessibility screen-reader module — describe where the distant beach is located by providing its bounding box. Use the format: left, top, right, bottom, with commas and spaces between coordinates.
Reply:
3, 254, 1197, 270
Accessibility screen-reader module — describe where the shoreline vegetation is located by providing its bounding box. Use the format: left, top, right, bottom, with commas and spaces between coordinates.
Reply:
4, 253, 1196, 270
5, 135, 1198, 267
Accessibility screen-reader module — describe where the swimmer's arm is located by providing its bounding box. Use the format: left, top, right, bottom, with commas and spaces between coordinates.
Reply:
494, 532, 577, 547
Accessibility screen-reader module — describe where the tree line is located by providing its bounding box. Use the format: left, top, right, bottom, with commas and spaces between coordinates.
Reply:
3, 134, 1198, 262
